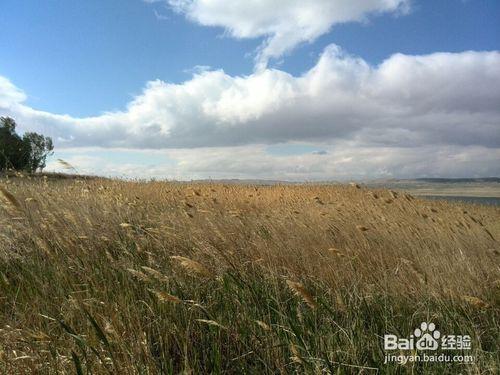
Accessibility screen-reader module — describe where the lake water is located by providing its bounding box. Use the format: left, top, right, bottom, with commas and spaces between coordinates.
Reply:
420, 196, 500, 206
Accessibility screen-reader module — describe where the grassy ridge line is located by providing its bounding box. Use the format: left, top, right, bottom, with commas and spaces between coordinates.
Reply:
0, 177, 498, 373
367, 179, 500, 198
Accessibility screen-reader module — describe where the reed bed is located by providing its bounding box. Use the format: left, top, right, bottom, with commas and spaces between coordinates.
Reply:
0, 176, 498, 373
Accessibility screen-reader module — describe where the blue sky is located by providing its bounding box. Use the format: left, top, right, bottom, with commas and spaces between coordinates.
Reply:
0, 0, 499, 180
1, 0, 498, 117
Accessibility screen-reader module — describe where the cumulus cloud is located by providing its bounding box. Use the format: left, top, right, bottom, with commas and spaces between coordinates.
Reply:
2, 46, 499, 149
0, 76, 26, 108
165, 144, 500, 180
161, 0, 410, 69
45, 144, 500, 180
2, 46, 500, 178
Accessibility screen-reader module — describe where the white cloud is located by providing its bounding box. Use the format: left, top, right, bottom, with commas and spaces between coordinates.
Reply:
0, 76, 26, 108
162, 0, 410, 69
2, 46, 500, 178
45, 144, 500, 180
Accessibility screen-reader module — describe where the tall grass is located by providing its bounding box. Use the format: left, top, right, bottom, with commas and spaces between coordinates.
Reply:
0, 176, 498, 373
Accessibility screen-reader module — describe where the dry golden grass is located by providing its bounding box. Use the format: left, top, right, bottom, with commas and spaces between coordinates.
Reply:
0, 176, 498, 373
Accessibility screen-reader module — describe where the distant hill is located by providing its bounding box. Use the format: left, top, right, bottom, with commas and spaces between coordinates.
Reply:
366, 177, 500, 198
414, 177, 500, 183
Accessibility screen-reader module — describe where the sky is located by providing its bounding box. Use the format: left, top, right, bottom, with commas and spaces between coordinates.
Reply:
0, 0, 499, 180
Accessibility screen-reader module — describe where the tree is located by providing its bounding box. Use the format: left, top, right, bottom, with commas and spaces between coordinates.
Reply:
0, 117, 54, 173
22, 132, 54, 172
0, 117, 27, 171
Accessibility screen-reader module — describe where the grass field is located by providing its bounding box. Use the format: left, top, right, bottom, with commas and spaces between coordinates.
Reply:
0, 176, 499, 373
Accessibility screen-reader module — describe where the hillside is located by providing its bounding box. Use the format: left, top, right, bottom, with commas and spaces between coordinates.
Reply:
367, 178, 500, 198
0, 177, 499, 373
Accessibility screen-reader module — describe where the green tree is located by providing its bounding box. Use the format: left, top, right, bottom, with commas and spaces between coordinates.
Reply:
22, 132, 54, 172
0, 117, 28, 171
0, 117, 54, 173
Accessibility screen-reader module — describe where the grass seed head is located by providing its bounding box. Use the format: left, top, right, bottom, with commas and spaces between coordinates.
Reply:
461, 295, 490, 309
196, 319, 226, 329
150, 289, 181, 303
141, 266, 169, 282
170, 256, 213, 278
126, 268, 150, 282
0, 186, 22, 211
286, 280, 317, 309
255, 320, 271, 331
